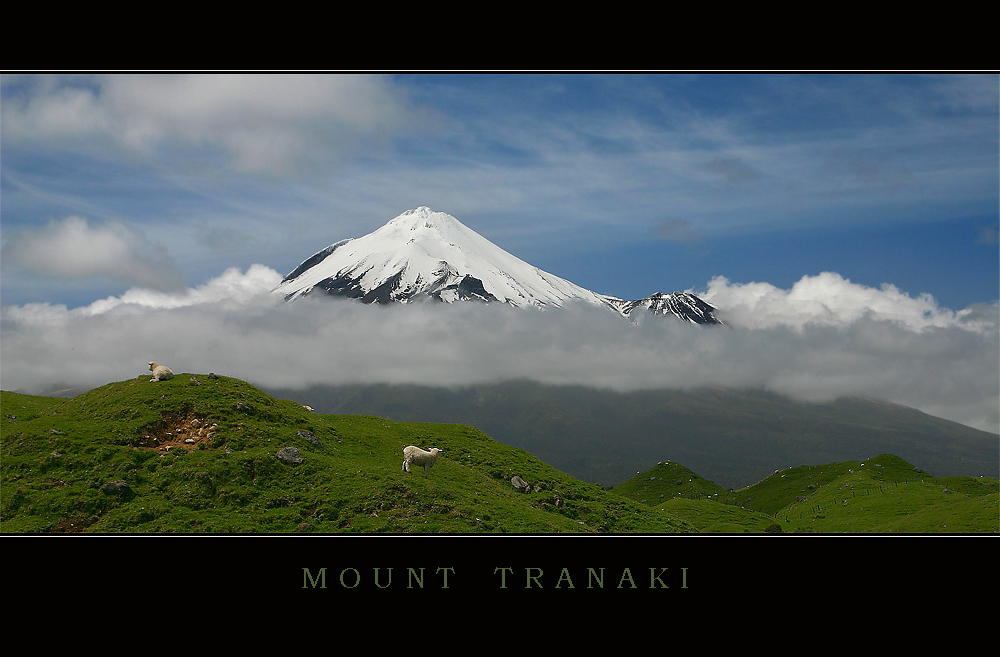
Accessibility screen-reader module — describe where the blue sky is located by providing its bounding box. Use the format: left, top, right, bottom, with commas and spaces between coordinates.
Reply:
2, 73, 998, 433
2, 73, 997, 310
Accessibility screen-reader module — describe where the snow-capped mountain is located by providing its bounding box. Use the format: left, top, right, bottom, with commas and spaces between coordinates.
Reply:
274, 207, 722, 325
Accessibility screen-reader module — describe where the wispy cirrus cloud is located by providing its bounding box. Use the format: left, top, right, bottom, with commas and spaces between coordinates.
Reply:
1, 74, 431, 178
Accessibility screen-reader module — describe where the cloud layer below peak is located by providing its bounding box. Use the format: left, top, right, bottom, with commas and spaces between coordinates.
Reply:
2, 265, 996, 435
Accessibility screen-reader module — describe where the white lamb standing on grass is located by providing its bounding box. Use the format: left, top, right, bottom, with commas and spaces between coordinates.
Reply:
402, 445, 443, 478
148, 361, 174, 382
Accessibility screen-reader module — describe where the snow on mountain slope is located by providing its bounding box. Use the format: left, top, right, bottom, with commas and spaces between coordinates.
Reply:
273, 206, 722, 324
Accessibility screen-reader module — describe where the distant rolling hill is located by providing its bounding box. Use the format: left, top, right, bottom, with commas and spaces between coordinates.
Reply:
613, 452, 998, 533
265, 380, 999, 490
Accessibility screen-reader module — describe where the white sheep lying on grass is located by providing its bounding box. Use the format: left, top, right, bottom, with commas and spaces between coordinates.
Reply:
148, 361, 174, 382
402, 445, 443, 478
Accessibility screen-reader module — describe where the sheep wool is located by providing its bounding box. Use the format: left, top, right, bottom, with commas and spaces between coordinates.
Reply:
148, 361, 174, 383
402, 445, 443, 478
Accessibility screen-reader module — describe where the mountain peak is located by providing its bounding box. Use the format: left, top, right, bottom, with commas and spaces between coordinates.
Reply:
385, 206, 455, 231
274, 207, 722, 324
372, 207, 485, 254
392, 205, 448, 223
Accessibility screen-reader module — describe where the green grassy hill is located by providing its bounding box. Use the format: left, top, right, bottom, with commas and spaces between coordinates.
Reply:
3, 374, 996, 534
613, 453, 999, 533
1, 374, 692, 534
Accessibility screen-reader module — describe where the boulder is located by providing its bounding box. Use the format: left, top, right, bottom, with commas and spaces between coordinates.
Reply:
511, 475, 530, 492
276, 446, 304, 465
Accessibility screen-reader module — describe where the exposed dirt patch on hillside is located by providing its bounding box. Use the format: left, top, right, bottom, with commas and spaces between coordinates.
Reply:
51, 515, 97, 532
139, 406, 218, 454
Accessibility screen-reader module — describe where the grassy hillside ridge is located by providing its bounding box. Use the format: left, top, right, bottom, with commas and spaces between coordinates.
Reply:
613, 453, 999, 533
270, 380, 999, 489
3, 375, 995, 534
1, 374, 692, 534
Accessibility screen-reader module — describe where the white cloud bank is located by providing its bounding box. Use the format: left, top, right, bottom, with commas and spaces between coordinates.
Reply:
700, 271, 997, 333
1, 266, 997, 434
